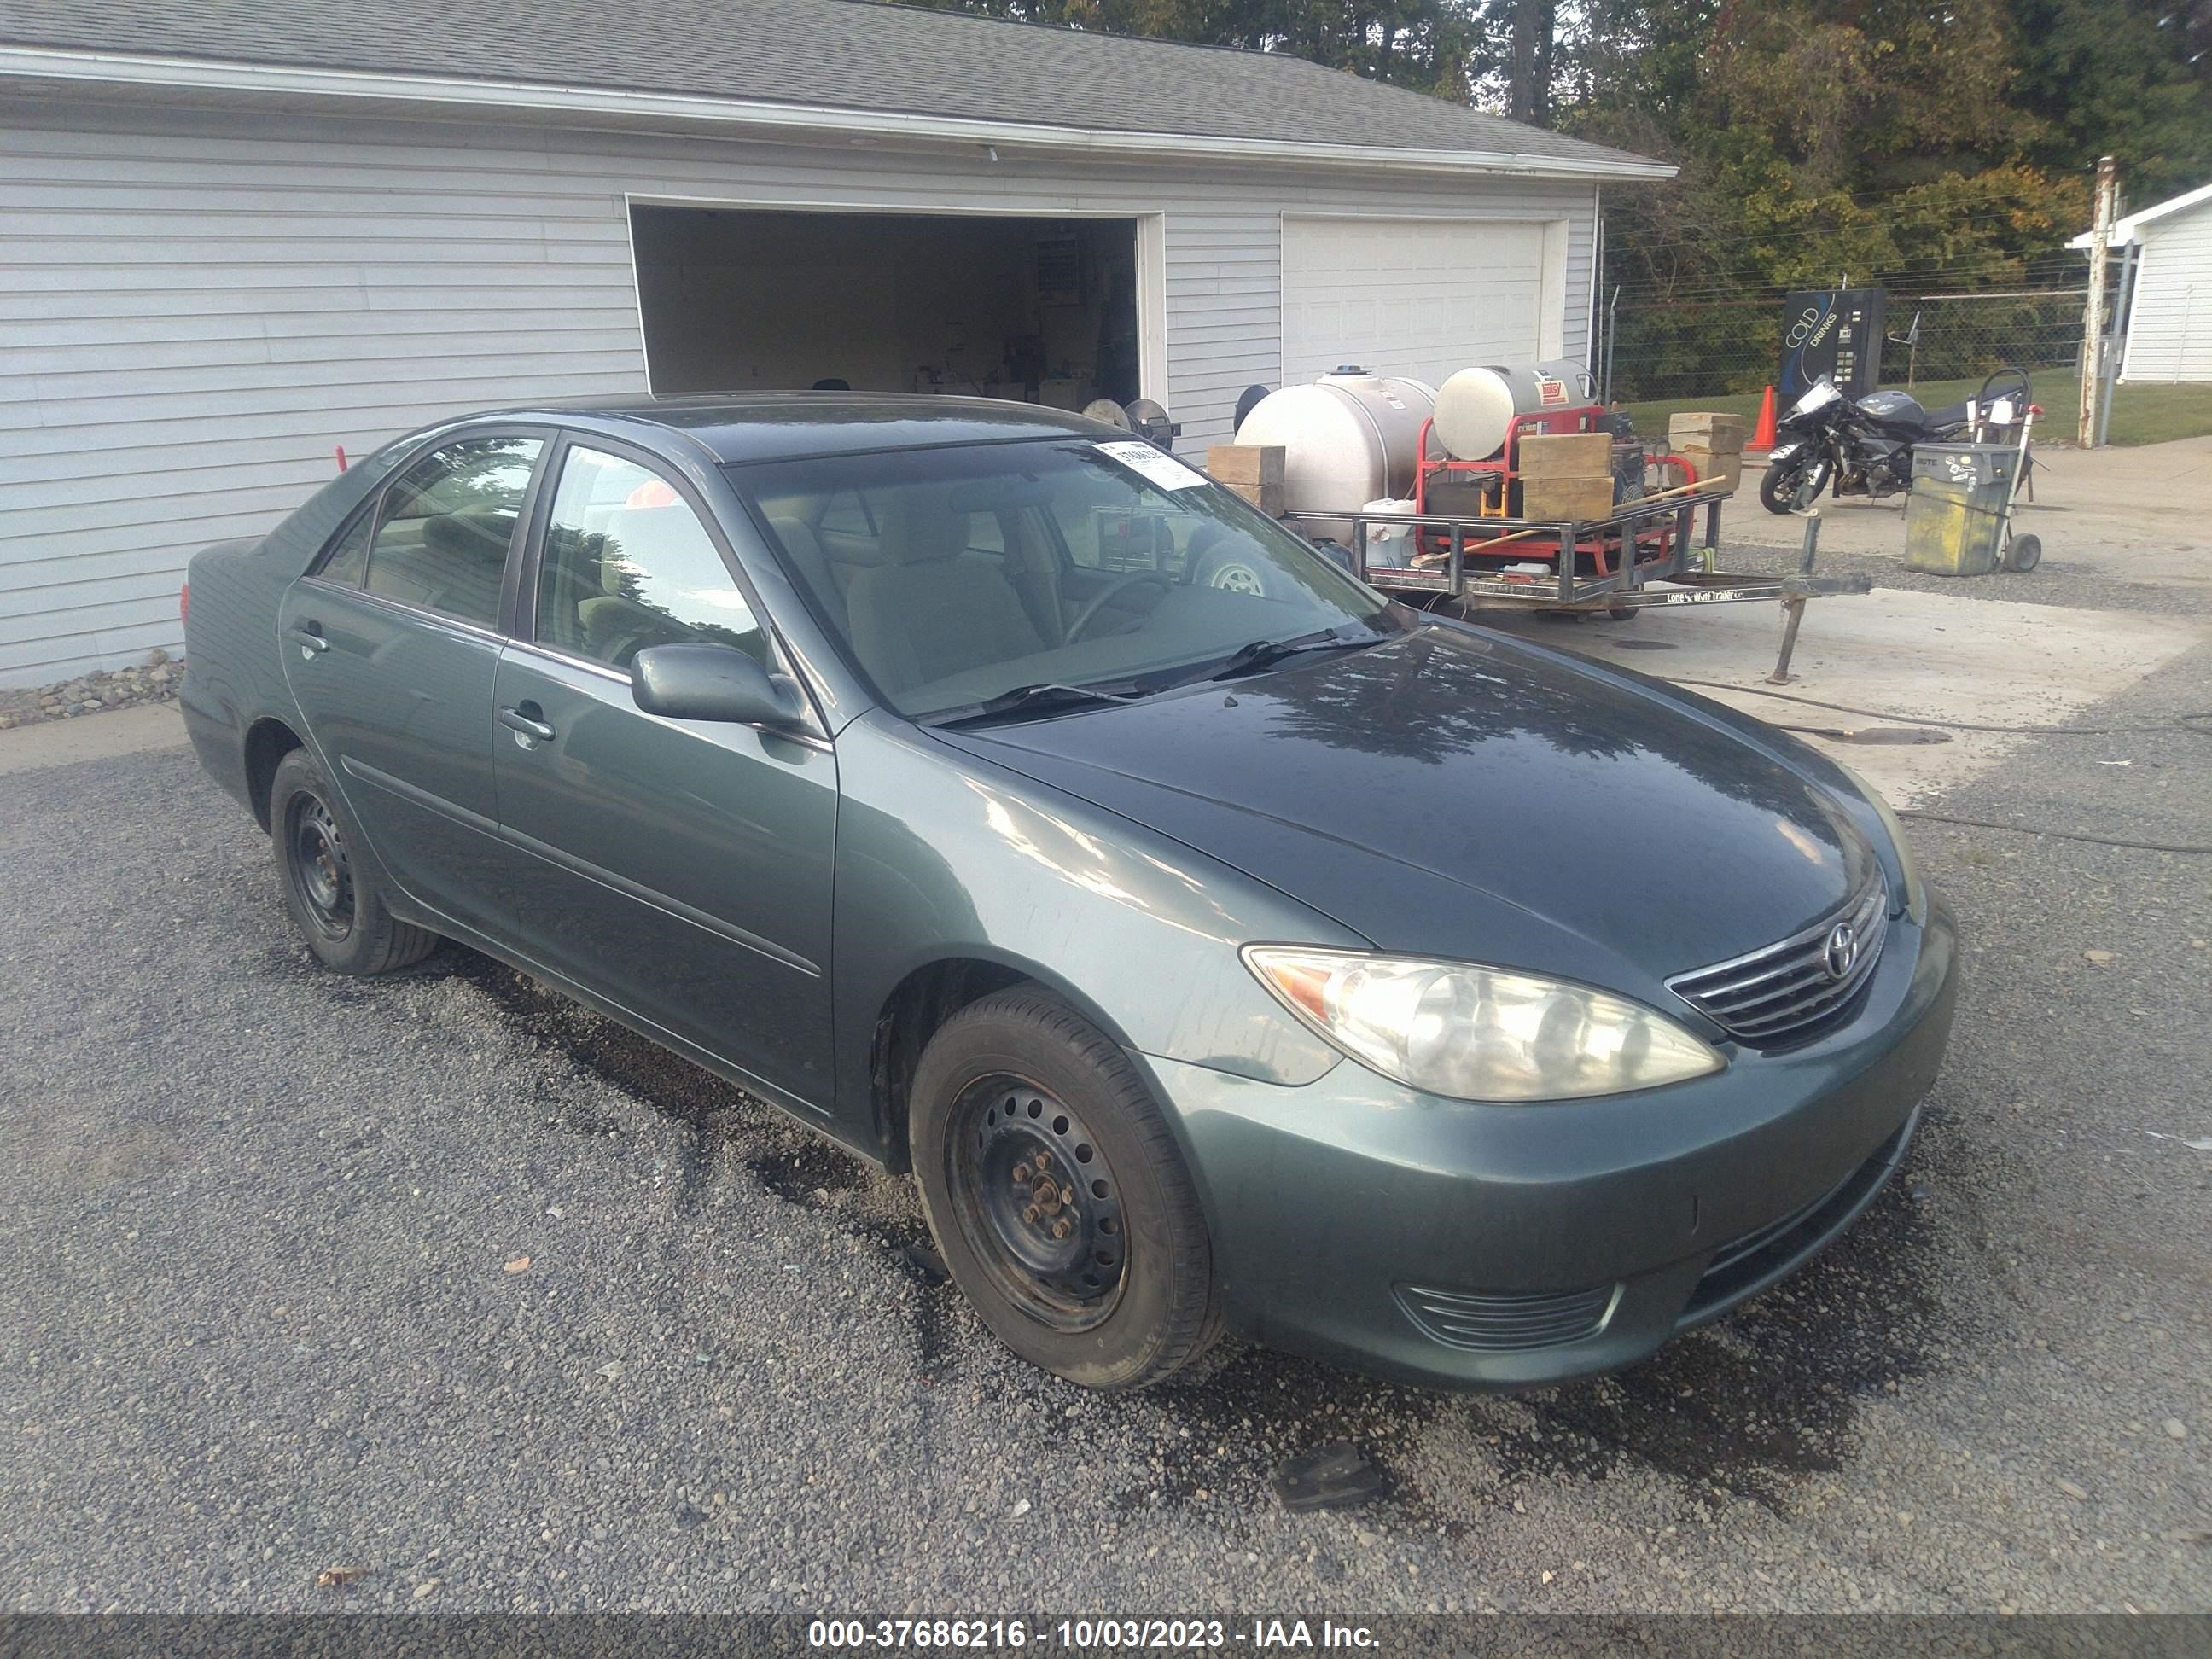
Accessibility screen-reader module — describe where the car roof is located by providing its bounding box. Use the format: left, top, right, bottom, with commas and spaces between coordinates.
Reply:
469, 391, 1126, 465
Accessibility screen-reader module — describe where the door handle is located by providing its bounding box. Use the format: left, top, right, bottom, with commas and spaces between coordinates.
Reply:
499, 706, 556, 743
288, 623, 329, 656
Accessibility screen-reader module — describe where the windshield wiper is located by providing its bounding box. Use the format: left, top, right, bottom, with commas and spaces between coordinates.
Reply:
923, 680, 1149, 729
1196, 627, 1384, 684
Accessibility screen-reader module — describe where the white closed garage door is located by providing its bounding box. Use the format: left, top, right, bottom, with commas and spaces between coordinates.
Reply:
1281, 216, 1557, 388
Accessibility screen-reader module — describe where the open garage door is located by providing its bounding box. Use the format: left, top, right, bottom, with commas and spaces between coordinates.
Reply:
1281, 216, 1559, 388
632, 206, 1144, 411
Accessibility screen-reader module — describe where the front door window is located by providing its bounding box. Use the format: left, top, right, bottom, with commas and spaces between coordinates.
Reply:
535, 448, 765, 670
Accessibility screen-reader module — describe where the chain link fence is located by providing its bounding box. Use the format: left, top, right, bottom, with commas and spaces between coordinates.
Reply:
1598, 289, 2087, 408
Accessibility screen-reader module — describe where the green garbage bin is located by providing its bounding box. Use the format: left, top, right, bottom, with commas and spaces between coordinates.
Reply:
1904, 442, 2018, 576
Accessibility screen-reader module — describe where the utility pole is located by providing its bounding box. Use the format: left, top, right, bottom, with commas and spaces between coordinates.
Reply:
2080, 154, 2118, 449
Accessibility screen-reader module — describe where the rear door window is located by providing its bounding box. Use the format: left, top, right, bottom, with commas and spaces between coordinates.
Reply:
363, 437, 543, 628
314, 509, 374, 588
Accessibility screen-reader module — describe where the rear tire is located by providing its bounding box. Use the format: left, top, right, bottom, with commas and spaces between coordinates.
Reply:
2002, 533, 2042, 573
270, 748, 438, 975
909, 988, 1223, 1390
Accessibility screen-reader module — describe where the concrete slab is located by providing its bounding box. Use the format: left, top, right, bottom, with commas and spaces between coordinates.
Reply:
1726, 436, 2212, 589
0, 702, 188, 776
1497, 587, 2211, 806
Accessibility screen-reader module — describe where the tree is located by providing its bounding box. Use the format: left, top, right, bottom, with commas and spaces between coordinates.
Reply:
904, 2, 1484, 96
2008, 0, 2212, 202
923, 0, 2202, 393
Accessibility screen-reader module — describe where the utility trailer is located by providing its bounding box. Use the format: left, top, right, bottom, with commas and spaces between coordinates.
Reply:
1287, 487, 1870, 618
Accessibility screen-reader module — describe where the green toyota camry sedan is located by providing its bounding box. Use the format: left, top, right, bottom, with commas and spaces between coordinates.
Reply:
181, 394, 1956, 1392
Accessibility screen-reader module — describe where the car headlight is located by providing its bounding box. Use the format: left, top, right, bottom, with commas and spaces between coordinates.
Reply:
1243, 947, 1726, 1102
1831, 761, 1927, 924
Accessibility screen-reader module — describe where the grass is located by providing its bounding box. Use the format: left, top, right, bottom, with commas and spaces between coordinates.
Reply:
1619, 370, 2212, 447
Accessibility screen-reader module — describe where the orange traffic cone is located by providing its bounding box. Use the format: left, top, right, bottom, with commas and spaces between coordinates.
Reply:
1749, 385, 1778, 455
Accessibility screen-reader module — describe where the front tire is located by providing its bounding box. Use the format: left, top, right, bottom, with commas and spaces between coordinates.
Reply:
910, 988, 1223, 1389
1758, 456, 1799, 515
270, 748, 437, 975
1760, 453, 1830, 515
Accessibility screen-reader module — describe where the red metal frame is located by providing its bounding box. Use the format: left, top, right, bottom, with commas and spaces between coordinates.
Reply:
1412, 403, 1608, 501
1409, 404, 1686, 578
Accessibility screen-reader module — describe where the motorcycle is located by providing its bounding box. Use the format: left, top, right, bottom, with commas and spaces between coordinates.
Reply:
1758, 375, 1984, 515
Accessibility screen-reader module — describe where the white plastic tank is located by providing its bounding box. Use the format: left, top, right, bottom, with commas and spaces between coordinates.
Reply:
1231, 370, 1437, 528
1359, 498, 1419, 569
1432, 359, 1600, 460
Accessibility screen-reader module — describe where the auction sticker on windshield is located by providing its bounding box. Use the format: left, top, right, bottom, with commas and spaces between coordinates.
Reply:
1094, 439, 1209, 491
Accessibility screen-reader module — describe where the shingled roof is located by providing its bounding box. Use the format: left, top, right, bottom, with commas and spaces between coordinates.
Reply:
0, 0, 1664, 177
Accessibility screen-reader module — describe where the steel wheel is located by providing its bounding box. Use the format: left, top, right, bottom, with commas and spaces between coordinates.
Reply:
909, 988, 1223, 1388
285, 789, 354, 941
267, 748, 437, 975
946, 1074, 1128, 1333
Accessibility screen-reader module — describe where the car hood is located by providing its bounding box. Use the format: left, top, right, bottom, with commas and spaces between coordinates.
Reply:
934, 623, 1875, 985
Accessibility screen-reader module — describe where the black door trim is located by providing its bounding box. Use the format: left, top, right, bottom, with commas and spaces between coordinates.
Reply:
340, 755, 502, 837
347, 749, 821, 978
497, 818, 821, 977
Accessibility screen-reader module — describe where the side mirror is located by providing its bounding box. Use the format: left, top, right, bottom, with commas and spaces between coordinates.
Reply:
631, 643, 808, 731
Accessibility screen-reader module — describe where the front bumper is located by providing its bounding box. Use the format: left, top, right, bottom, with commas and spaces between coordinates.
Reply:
1142, 892, 1958, 1390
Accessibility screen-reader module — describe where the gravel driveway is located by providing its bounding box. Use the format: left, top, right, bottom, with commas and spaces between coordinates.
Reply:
2, 651, 2207, 1615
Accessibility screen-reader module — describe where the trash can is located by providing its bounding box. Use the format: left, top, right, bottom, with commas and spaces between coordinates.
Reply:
1904, 442, 2018, 576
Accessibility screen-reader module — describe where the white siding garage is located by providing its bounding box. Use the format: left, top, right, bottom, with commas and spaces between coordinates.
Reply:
0, 0, 1665, 688
1282, 216, 1563, 387
2074, 182, 2212, 385
2121, 192, 2212, 382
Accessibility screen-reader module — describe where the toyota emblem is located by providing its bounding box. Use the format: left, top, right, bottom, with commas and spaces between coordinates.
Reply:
1824, 922, 1859, 981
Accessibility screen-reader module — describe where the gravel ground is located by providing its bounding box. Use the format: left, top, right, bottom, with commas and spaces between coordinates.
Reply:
1, 655, 2207, 1616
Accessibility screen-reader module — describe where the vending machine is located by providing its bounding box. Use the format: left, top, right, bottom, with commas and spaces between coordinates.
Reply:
1778, 288, 1887, 402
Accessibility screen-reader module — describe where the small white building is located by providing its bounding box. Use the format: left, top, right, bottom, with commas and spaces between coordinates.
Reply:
2072, 181, 2212, 384
0, 0, 1668, 687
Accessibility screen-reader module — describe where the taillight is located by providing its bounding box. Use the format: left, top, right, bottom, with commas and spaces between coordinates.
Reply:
179, 581, 189, 626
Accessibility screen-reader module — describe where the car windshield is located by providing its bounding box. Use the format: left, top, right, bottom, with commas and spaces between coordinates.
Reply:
737, 439, 1390, 720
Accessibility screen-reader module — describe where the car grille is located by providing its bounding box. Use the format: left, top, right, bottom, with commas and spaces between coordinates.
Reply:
1667, 879, 1889, 1045
1394, 1283, 1617, 1353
